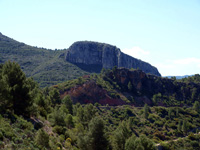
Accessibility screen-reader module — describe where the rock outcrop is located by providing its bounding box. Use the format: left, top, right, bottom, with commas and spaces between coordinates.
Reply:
61, 81, 126, 106
60, 68, 200, 106
66, 41, 161, 76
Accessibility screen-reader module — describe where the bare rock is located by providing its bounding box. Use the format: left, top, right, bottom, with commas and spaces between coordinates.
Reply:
65, 41, 161, 76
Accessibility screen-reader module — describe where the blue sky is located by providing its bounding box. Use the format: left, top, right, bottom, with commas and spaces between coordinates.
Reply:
0, 0, 200, 76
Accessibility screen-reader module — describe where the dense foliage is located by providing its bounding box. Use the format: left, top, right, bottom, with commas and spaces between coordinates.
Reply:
0, 62, 200, 149
0, 61, 37, 116
54, 67, 200, 109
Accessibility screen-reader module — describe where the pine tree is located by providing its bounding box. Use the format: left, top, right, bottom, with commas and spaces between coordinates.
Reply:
193, 101, 200, 112
144, 104, 149, 119
62, 95, 73, 114
125, 134, 137, 150
84, 104, 96, 123
178, 120, 182, 132
182, 120, 188, 135
176, 108, 179, 117
112, 121, 131, 150
49, 88, 61, 106
191, 88, 197, 101
0, 61, 36, 116
65, 114, 74, 128
168, 108, 173, 119
88, 117, 108, 150
128, 81, 133, 92
139, 135, 155, 150
51, 106, 66, 126
35, 129, 49, 149
76, 105, 85, 124
125, 135, 155, 150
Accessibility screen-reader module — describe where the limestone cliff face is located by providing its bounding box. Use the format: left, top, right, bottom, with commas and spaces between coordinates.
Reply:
66, 41, 161, 76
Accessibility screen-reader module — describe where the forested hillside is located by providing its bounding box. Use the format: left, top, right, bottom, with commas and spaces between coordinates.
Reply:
0, 33, 89, 87
54, 67, 200, 107
0, 61, 200, 150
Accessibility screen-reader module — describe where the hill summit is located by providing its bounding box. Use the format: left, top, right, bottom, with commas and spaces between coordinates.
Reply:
66, 41, 161, 76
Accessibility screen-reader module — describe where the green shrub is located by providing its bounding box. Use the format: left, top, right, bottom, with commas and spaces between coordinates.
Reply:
48, 106, 67, 126
38, 107, 47, 118
148, 114, 159, 123
154, 120, 163, 127
0, 141, 5, 149
52, 125, 64, 135
13, 137, 23, 144
0, 131, 3, 140
56, 142, 63, 149
35, 129, 49, 149
160, 142, 170, 150
4, 131, 15, 140
188, 133, 196, 140
190, 141, 199, 148
168, 122, 177, 129
49, 136, 58, 150
15, 116, 33, 130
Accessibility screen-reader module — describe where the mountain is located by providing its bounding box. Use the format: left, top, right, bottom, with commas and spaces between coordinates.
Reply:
66, 41, 161, 76
165, 75, 195, 80
0, 32, 161, 87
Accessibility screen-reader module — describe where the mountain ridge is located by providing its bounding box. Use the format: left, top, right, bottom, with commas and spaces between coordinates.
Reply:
0, 32, 161, 86
165, 75, 193, 79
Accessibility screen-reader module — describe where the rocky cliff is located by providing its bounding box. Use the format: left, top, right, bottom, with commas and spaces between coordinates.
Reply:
59, 68, 200, 106
66, 41, 161, 76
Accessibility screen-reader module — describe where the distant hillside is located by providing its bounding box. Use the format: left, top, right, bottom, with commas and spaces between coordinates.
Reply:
66, 41, 161, 76
165, 75, 193, 79
0, 32, 88, 87
0, 32, 161, 87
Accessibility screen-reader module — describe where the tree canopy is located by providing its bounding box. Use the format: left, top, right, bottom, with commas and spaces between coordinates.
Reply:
0, 61, 37, 116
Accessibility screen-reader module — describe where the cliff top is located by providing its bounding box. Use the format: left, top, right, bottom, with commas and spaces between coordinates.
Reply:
66, 41, 161, 76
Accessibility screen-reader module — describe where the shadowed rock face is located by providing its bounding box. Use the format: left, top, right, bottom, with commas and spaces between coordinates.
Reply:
66, 41, 161, 76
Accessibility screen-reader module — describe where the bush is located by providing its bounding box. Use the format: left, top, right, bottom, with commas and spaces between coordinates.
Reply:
188, 133, 196, 140
4, 131, 15, 140
0, 141, 5, 149
48, 106, 67, 126
0, 131, 3, 140
153, 131, 166, 140
13, 137, 23, 144
15, 117, 33, 130
65, 114, 74, 128
148, 114, 159, 123
52, 126, 65, 135
168, 122, 177, 129
35, 129, 49, 149
190, 141, 199, 148
56, 142, 63, 149
49, 136, 58, 149
160, 142, 170, 150
154, 120, 163, 127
